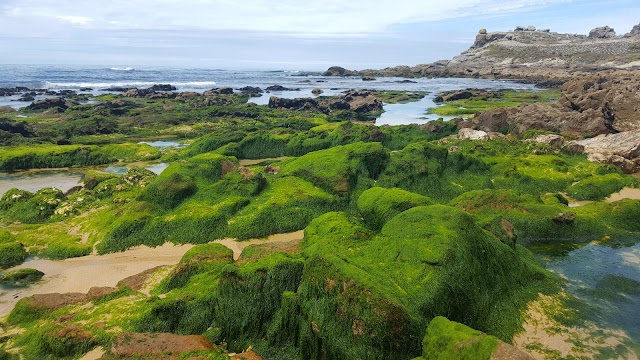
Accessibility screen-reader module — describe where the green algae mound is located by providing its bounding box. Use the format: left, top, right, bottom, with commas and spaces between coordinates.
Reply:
421, 316, 500, 360
293, 203, 555, 359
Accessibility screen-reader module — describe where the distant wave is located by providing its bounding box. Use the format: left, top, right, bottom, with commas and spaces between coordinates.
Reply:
109, 67, 136, 71
42, 81, 217, 90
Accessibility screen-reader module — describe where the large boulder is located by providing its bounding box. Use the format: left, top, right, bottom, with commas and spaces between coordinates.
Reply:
625, 23, 640, 37
344, 90, 383, 113
26, 97, 67, 111
588, 26, 616, 39
566, 130, 640, 173
323, 66, 350, 76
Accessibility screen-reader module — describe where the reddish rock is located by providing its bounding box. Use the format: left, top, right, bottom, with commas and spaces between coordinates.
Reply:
110, 333, 215, 356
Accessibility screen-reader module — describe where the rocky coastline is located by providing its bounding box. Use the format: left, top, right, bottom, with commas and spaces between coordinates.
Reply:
323, 23, 640, 83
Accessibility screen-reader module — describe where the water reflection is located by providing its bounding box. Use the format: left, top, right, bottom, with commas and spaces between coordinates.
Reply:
0, 171, 82, 197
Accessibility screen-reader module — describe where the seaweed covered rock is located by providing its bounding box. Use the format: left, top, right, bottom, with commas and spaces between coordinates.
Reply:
357, 187, 434, 230
296, 206, 554, 359
0, 187, 65, 223
419, 316, 534, 360
0, 268, 44, 286
282, 142, 389, 195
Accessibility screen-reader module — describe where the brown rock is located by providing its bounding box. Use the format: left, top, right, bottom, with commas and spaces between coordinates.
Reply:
22, 293, 87, 311
110, 333, 215, 356
231, 347, 262, 360
86, 287, 118, 301
553, 212, 576, 224
117, 266, 166, 291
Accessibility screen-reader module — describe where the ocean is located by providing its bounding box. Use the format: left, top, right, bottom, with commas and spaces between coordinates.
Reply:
0, 64, 538, 125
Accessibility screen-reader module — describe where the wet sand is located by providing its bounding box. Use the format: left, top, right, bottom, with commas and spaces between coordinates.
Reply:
0, 231, 305, 317
514, 294, 637, 360
239, 157, 287, 166
0, 170, 83, 197
0, 243, 193, 317
215, 230, 304, 260
604, 187, 640, 202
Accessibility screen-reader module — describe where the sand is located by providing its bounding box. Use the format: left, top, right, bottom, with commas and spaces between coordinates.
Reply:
0, 243, 193, 317
604, 187, 640, 202
238, 157, 288, 166
214, 230, 304, 260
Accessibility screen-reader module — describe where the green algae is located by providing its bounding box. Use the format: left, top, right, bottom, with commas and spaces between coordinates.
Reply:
421, 316, 499, 360
427, 89, 559, 117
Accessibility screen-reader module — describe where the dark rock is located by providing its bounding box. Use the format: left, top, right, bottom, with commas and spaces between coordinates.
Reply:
268, 96, 318, 111
204, 87, 234, 95
79, 87, 93, 91
265, 85, 300, 91
148, 84, 176, 91
16, 95, 35, 102
553, 212, 576, 224
26, 98, 67, 111
362, 77, 376, 81
311, 88, 324, 95
395, 79, 418, 83
146, 92, 177, 99
323, 66, 350, 76
102, 86, 135, 92
122, 89, 154, 98
588, 26, 616, 39
625, 23, 640, 37
238, 86, 263, 94
57, 90, 77, 98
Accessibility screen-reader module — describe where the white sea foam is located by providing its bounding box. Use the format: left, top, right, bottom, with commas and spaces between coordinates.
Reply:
42, 81, 217, 90
109, 67, 135, 71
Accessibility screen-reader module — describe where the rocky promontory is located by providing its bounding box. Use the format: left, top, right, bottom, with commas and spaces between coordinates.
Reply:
324, 23, 640, 82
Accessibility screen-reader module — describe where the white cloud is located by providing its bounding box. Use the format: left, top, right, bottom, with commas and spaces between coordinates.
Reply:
1, 0, 573, 35
55, 15, 92, 26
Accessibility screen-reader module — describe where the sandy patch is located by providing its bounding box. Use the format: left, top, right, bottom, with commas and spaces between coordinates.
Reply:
79, 347, 105, 360
513, 293, 637, 360
239, 157, 288, 166
0, 243, 193, 317
215, 231, 304, 260
605, 187, 640, 203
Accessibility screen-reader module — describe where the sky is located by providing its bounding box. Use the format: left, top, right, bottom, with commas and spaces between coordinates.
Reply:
0, 0, 639, 70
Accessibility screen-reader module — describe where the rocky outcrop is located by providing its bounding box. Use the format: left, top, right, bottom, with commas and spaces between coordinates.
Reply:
625, 23, 640, 37
322, 66, 354, 76
204, 87, 234, 95
268, 90, 383, 115
311, 88, 324, 95
566, 131, 640, 173
26, 97, 68, 111
265, 85, 300, 91
527, 134, 565, 149
589, 26, 616, 39
464, 75, 640, 137
323, 25, 640, 82
148, 84, 176, 92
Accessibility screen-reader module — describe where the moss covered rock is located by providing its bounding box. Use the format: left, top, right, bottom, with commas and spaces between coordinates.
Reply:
296, 205, 555, 359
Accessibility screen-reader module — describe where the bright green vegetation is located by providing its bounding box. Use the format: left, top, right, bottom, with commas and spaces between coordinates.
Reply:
427, 89, 559, 117
419, 316, 500, 360
1, 90, 639, 359
0, 268, 44, 286
0, 143, 159, 171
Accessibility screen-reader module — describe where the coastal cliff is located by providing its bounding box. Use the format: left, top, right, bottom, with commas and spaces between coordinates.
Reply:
324, 23, 640, 82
